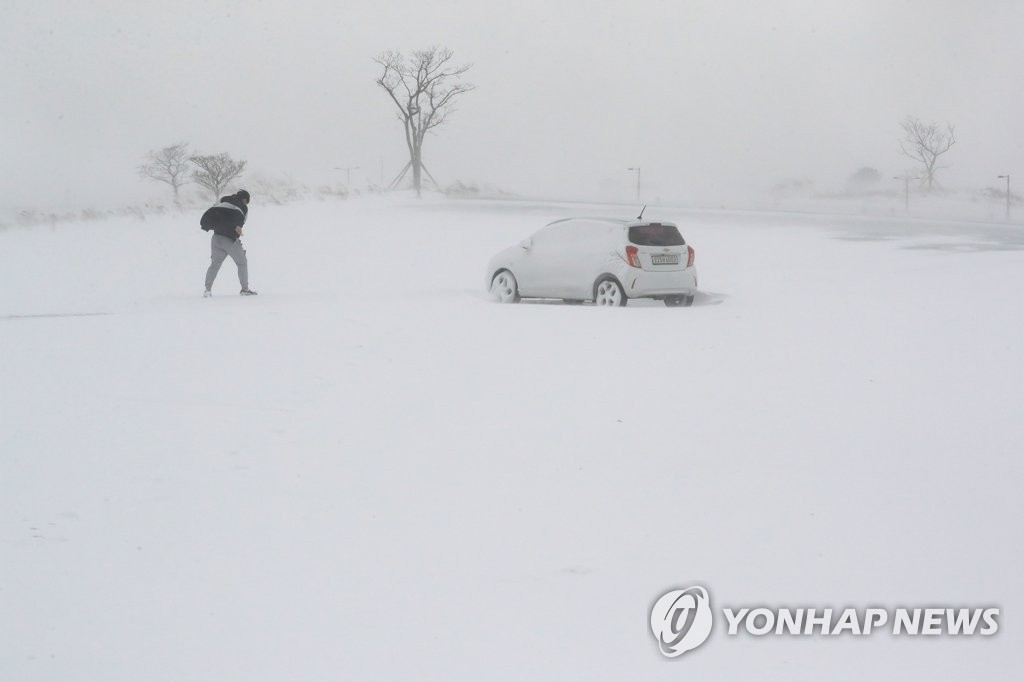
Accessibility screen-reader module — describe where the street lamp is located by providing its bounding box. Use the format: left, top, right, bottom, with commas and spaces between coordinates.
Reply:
997, 175, 1011, 220
627, 167, 641, 202
893, 174, 920, 212
334, 166, 360, 187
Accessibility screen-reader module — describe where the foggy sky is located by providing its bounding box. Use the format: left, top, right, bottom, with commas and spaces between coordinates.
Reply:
2, 0, 1022, 209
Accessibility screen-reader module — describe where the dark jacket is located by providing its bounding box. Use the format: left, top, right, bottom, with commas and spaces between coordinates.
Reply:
200, 194, 249, 240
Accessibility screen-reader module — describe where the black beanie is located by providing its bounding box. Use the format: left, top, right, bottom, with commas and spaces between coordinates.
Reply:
236, 189, 250, 202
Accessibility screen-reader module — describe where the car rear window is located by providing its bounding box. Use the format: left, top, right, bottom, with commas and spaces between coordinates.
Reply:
628, 224, 685, 246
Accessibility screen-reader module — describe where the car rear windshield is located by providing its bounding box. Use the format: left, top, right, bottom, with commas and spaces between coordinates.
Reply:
628, 224, 685, 246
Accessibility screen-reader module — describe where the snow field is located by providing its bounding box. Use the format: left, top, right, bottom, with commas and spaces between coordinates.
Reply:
1, 197, 1022, 680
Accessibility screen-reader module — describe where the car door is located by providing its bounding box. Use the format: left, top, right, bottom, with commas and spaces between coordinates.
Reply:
536, 220, 593, 299
516, 221, 612, 299
530, 221, 580, 298
547, 220, 623, 299
513, 225, 559, 297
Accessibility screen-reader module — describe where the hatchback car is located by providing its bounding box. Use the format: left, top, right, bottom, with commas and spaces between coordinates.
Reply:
487, 218, 698, 306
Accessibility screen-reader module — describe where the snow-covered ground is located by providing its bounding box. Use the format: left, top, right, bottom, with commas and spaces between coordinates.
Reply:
2, 196, 1022, 680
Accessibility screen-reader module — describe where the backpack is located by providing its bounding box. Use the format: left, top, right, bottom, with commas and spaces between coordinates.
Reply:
200, 206, 215, 231
200, 198, 246, 233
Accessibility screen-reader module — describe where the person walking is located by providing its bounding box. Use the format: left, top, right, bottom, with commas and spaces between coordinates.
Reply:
200, 189, 257, 296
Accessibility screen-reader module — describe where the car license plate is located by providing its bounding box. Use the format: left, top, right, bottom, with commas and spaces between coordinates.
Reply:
651, 254, 680, 265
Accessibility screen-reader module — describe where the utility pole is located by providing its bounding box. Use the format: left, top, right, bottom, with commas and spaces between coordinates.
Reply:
627, 167, 641, 202
893, 174, 920, 212
997, 175, 1011, 220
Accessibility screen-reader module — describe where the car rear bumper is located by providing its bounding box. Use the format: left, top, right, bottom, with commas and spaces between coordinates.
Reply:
619, 267, 698, 298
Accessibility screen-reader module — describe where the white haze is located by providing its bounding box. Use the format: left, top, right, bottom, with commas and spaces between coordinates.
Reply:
2, 0, 1022, 209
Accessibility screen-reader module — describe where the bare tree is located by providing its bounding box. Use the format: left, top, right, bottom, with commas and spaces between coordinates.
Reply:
138, 143, 191, 205
374, 47, 474, 197
190, 153, 247, 200
898, 116, 956, 192
845, 166, 883, 194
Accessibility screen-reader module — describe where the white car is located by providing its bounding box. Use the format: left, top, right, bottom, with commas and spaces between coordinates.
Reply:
487, 217, 698, 306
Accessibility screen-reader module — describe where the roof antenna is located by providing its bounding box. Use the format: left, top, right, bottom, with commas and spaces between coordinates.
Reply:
636, 205, 647, 220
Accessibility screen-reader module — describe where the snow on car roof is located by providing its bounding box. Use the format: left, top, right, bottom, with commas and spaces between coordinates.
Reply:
544, 217, 677, 228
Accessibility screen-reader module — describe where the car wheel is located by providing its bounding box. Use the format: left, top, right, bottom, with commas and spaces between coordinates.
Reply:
664, 295, 694, 307
490, 270, 521, 303
594, 278, 627, 307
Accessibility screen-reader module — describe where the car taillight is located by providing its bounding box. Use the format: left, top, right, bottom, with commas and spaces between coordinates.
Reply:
625, 245, 641, 268
687, 245, 695, 268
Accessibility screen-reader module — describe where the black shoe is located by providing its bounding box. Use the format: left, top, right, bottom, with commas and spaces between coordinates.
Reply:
240, 288, 258, 296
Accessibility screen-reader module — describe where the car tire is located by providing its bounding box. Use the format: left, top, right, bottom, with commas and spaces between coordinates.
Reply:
490, 270, 521, 303
594, 277, 627, 307
664, 294, 695, 307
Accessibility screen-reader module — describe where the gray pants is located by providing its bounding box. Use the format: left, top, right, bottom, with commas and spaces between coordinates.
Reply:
205, 234, 249, 291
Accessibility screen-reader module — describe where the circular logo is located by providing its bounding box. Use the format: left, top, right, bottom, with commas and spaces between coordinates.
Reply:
650, 586, 714, 657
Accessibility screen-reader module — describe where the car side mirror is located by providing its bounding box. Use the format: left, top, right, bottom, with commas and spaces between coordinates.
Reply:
519, 239, 532, 250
